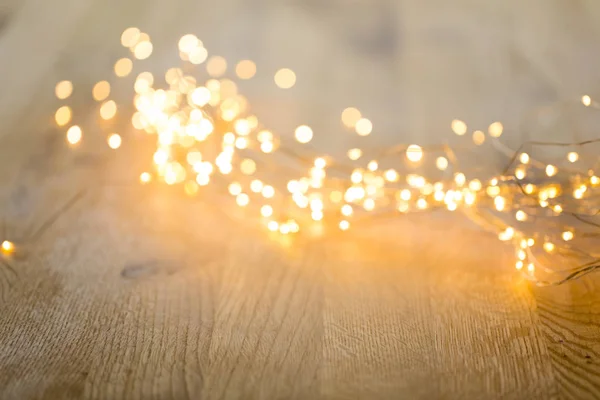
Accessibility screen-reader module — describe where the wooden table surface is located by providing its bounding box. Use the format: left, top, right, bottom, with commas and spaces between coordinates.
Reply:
1, 0, 600, 399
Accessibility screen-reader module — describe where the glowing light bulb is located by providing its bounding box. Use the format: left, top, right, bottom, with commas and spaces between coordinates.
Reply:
472, 130, 485, 145
55, 80, 73, 99
66, 126, 82, 145
546, 165, 557, 177
562, 231, 574, 241
436, 157, 448, 170
107, 133, 122, 149
515, 210, 527, 221
567, 152, 579, 162
1, 240, 14, 253
261, 205, 273, 217
494, 196, 506, 211
451, 119, 467, 135
274, 68, 296, 89
355, 118, 372, 136
295, 125, 313, 143
488, 122, 503, 138
406, 145, 423, 162
140, 172, 152, 183
582, 95, 592, 107
543, 242, 555, 253
341, 108, 361, 128
515, 261, 524, 270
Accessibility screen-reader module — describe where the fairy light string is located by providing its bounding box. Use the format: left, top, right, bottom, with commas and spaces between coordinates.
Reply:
44, 27, 600, 286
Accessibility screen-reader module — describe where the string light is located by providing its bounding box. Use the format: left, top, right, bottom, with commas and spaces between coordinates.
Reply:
107, 133, 122, 149
582, 95, 592, 107
236, 60, 256, 80
1, 240, 14, 254
92, 81, 111, 101
66, 125, 82, 145
355, 118, 372, 136
295, 125, 313, 143
55, 106, 72, 126
546, 165, 558, 177
342, 107, 362, 128
406, 145, 423, 162
472, 130, 485, 145
114, 58, 133, 77
53, 28, 600, 287
488, 122, 503, 138
567, 152, 579, 162
451, 119, 467, 135
55, 80, 73, 100
274, 68, 296, 89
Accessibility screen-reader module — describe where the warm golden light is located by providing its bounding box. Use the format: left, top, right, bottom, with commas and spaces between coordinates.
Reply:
236, 60, 256, 80
134, 41, 153, 60
355, 118, 373, 136
191, 87, 211, 106
260, 205, 273, 218
206, 56, 227, 77
515, 210, 527, 221
451, 119, 467, 136
107, 133, 122, 149
341, 107, 362, 128
66, 125, 82, 145
189, 47, 208, 65
236, 193, 250, 207
262, 185, 275, 198
228, 182, 242, 196
494, 196, 506, 211
240, 158, 257, 175
472, 130, 485, 145
582, 95, 592, 107
567, 152, 579, 162
274, 68, 296, 89
100, 100, 117, 120
178, 34, 200, 53
347, 148, 362, 160
436, 157, 448, 170
121, 27, 141, 48
406, 144, 423, 162
562, 231, 574, 241
384, 169, 399, 182
63, 31, 600, 286
92, 81, 111, 101
1, 240, 14, 253
55, 80, 73, 100
488, 122, 503, 138
515, 261, 523, 270
546, 165, 557, 177
55, 106, 72, 126
295, 125, 313, 143
140, 172, 152, 183
114, 58, 133, 77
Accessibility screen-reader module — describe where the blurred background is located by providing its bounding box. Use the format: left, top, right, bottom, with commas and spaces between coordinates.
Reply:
3, 0, 600, 156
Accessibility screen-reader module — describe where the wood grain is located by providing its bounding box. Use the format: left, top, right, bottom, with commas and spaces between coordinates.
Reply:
1, 0, 600, 399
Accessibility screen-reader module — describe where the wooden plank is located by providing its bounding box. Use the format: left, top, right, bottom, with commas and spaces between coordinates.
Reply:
321, 218, 558, 399
533, 280, 600, 400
